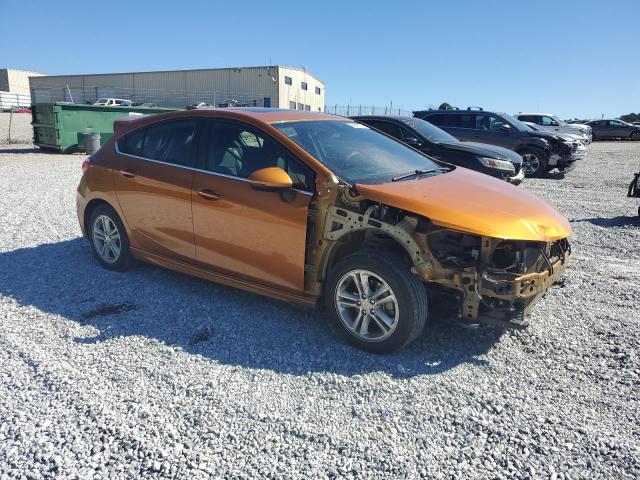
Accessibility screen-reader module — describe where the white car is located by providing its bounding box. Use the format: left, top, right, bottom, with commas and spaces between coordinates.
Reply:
523, 122, 587, 159
516, 113, 592, 143
93, 98, 132, 107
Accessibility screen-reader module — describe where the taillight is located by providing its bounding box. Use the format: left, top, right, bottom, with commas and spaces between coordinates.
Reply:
82, 158, 91, 173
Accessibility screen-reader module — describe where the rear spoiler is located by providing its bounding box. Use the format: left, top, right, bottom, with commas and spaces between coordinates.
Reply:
113, 113, 145, 136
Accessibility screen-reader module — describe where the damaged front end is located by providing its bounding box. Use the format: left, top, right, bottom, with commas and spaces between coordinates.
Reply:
308, 187, 571, 329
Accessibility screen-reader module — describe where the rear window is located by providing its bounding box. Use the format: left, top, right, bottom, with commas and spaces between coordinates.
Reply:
117, 119, 198, 167
118, 129, 145, 156
142, 120, 197, 166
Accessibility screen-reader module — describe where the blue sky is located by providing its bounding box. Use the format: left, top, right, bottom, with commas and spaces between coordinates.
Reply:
2, 0, 638, 119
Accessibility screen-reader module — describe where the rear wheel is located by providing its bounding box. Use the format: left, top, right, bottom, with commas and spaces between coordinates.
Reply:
324, 250, 428, 353
89, 205, 133, 271
520, 147, 548, 178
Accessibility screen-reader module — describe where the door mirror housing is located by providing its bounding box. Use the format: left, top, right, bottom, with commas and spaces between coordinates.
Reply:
498, 123, 512, 133
248, 167, 293, 191
404, 137, 422, 147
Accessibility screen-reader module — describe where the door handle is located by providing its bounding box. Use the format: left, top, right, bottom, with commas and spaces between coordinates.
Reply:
119, 169, 136, 178
196, 188, 221, 200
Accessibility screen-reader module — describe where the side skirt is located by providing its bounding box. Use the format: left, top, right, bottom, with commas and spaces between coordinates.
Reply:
130, 247, 319, 307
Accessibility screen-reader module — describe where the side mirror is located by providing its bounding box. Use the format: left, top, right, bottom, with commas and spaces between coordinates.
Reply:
404, 137, 422, 147
498, 123, 512, 133
248, 167, 293, 191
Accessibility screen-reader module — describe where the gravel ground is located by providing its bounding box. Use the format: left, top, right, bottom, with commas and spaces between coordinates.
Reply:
0, 142, 639, 479
0, 112, 33, 144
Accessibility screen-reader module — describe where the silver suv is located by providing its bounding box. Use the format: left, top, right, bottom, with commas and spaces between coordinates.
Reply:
516, 113, 592, 144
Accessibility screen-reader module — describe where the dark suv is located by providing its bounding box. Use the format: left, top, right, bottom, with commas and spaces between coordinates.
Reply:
352, 116, 524, 184
414, 109, 578, 177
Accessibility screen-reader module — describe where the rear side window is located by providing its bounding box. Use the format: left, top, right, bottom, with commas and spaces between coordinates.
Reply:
423, 114, 451, 127
518, 115, 537, 123
118, 129, 145, 156
142, 120, 197, 166
366, 120, 404, 139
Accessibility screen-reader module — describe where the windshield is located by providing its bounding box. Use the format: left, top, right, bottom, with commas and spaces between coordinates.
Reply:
501, 113, 534, 132
400, 118, 458, 143
274, 120, 443, 184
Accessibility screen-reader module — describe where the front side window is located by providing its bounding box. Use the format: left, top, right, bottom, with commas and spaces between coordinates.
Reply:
423, 114, 452, 127
274, 120, 442, 185
541, 116, 558, 126
609, 120, 625, 126
475, 115, 510, 132
142, 120, 197, 166
202, 121, 314, 191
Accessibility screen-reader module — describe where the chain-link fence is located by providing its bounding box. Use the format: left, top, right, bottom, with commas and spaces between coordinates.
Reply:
0, 108, 33, 145
323, 105, 414, 117
30, 83, 275, 109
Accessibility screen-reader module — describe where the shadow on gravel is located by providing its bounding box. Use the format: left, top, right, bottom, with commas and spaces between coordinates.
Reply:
0, 147, 40, 154
573, 216, 640, 228
0, 239, 502, 378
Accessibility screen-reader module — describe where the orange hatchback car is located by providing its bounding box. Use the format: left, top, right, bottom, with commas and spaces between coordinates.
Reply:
77, 108, 571, 353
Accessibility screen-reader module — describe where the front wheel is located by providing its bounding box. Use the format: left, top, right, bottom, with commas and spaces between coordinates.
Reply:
631, 131, 640, 141
520, 148, 549, 178
324, 250, 428, 353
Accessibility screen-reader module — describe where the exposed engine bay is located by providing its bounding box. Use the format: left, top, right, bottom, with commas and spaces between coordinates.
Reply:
305, 182, 571, 328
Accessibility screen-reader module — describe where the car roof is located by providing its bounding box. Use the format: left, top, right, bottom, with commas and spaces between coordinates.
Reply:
204, 107, 343, 123
517, 113, 555, 116
414, 109, 505, 116
352, 115, 413, 122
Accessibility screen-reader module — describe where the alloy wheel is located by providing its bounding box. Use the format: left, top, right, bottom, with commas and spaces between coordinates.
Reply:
334, 269, 399, 342
93, 215, 122, 264
522, 153, 540, 176
632, 132, 640, 141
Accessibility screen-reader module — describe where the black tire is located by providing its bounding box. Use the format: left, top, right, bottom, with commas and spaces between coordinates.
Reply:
88, 204, 133, 271
631, 131, 640, 141
519, 147, 549, 178
324, 249, 428, 354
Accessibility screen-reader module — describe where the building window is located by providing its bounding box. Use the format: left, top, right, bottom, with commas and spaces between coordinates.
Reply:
252, 99, 257, 106
315, 86, 321, 95
301, 82, 308, 91
263, 97, 271, 108
284, 76, 292, 85
289, 101, 296, 110
297, 103, 304, 110
304, 105, 310, 111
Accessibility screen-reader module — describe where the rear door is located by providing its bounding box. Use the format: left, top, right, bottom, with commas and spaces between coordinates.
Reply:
112, 119, 198, 263
191, 119, 314, 292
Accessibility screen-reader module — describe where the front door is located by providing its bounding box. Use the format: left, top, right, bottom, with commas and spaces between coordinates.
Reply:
112, 118, 198, 263
191, 119, 314, 292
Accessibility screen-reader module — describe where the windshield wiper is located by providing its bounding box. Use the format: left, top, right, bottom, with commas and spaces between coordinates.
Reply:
391, 168, 440, 182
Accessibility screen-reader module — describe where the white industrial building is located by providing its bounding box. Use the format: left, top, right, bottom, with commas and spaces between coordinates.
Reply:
1, 68, 46, 109
29, 65, 326, 111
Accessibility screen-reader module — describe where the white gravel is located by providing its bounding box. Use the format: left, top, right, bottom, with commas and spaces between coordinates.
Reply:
0, 142, 639, 479
0, 112, 33, 144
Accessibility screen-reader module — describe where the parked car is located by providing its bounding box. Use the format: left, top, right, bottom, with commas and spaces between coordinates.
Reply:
131, 102, 159, 108
522, 122, 587, 158
93, 98, 131, 107
515, 113, 592, 143
186, 102, 213, 110
414, 108, 579, 177
77, 109, 571, 353
587, 119, 640, 141
352, 115, 524, 184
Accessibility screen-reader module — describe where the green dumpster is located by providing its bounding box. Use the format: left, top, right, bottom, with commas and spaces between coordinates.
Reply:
32, 103, 178, 153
